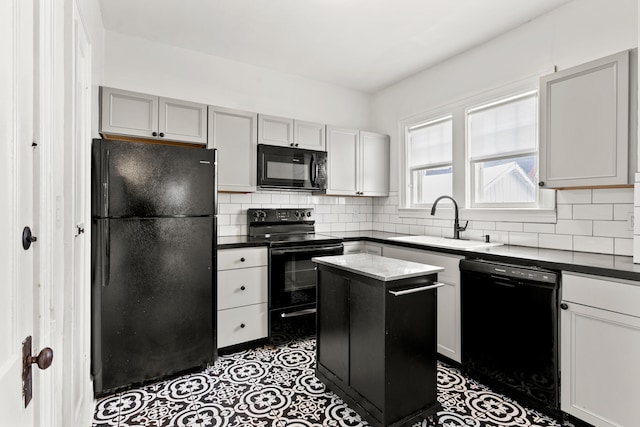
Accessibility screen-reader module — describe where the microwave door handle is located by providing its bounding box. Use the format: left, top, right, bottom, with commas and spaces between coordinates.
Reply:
310, 154, 317, 186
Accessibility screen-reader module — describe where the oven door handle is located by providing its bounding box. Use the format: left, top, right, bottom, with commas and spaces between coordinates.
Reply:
280, 308, 317, 318
271, 245, 343, 256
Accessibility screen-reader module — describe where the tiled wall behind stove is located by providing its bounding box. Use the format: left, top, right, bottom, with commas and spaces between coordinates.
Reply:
217, 191, 374, 236
218, 188, 634, 256
372, 188, 634, 256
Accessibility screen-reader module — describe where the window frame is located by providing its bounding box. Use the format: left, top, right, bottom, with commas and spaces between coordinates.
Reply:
466, 90, 540, 209
398, 76, 556, 223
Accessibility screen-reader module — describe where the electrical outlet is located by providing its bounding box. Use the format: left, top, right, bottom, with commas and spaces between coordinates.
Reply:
628, 212, 634, 231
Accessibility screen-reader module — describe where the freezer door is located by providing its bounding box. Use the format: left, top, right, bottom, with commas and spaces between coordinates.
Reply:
92, 217, 215, 395
92, 139, 214, 217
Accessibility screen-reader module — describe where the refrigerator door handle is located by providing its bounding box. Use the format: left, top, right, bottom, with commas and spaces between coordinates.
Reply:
213, 149, 218, 216
102, 220, 110, 287
102, 148, 110, 217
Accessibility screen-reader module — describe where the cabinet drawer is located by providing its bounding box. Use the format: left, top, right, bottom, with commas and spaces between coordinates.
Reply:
218, 266, 267, 310
563, 272, 640, 318
218, 247, 267, 270
217, 303, 268, 348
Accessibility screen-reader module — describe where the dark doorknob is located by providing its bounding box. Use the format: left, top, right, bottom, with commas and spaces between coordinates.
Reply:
29, 347, 53, 370
538, 181, 545, 187
22, 226, 37, 250
560, 303, 569, 310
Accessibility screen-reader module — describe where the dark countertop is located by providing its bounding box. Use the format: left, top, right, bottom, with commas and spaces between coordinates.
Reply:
219, 230, 640, 282
217, 235, 270, 248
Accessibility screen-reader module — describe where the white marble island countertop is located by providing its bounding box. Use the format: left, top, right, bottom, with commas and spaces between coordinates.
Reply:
312, 253, 444, 282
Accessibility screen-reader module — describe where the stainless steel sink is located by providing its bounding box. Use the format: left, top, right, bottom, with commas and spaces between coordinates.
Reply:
388, 235, 503, 250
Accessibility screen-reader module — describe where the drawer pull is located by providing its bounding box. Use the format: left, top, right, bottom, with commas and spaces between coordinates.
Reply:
240, 286, 246, 291
240, 323, 246, 329
389, 282, 444, 297
240, 257, 246, 262
281, 308, 316, 318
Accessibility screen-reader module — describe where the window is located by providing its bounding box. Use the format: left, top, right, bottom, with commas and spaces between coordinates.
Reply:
400, 80, 555, 222
467, 91, 539, 208
407, 116, 453, 207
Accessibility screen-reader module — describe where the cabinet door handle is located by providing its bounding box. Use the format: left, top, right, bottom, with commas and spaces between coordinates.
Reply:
240, 285, 246, 291
388, 282, 444, 296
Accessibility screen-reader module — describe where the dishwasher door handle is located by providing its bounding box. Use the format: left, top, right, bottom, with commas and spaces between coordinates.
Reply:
388, 282, 445, 297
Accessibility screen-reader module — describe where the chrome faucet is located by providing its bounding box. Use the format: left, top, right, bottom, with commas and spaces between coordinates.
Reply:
430, 195, 468, 239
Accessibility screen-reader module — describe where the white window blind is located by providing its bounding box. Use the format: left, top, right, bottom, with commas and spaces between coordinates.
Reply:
408, 116, 453, 206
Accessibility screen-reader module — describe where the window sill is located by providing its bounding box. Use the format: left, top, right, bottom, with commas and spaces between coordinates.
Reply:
398, 207, 557, 224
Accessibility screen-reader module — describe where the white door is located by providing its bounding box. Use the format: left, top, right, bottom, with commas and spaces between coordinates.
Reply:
0, 0, 38, 425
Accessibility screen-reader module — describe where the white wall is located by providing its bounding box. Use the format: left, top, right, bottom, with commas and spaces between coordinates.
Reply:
369, 0, 638, 256
103, 31, 372, 130
372, 0, 638, 191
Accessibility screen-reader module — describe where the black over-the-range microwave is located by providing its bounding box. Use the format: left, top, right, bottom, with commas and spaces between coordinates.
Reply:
257, 144, 327, 191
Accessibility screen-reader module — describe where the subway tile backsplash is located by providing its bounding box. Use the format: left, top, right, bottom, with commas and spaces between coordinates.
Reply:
217, 188, 634, 257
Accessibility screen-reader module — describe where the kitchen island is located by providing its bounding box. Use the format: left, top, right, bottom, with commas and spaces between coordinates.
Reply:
312, 253, 444, 427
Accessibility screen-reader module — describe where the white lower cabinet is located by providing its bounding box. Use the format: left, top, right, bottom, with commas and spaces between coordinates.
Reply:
381, 245, 463, 362
561, 272, 640, 427
217, 248, 268, 348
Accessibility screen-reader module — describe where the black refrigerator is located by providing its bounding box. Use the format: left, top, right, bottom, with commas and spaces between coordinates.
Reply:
91, 139, 217, 396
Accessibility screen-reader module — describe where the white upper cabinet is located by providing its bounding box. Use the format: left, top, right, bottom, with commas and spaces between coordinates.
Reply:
294, 120, 326, 150
208, 106, 258, 192
159, 97, 208, 144
326, 126, 389, 196
326, 126, 359, 195
360, 131, 390, 196
539, 50, 630, 188
100, 86, 207, 145
258, 114, 293, 147
258, 114, 325, 150
101, 87, 158, 139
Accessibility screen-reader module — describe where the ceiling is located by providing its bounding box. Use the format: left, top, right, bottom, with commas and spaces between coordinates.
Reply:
99, 0, 571, 93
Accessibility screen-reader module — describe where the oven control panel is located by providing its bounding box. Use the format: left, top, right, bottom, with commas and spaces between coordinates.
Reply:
248, 208, 314, 223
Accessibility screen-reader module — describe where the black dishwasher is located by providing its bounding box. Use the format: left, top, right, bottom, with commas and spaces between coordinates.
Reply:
460, 259, 560, 415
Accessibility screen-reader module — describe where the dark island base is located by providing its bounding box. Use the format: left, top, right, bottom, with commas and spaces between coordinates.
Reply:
316, 365, 442, 427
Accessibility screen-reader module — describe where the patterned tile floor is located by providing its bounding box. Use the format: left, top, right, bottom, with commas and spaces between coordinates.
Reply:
93, 338, 563, 427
